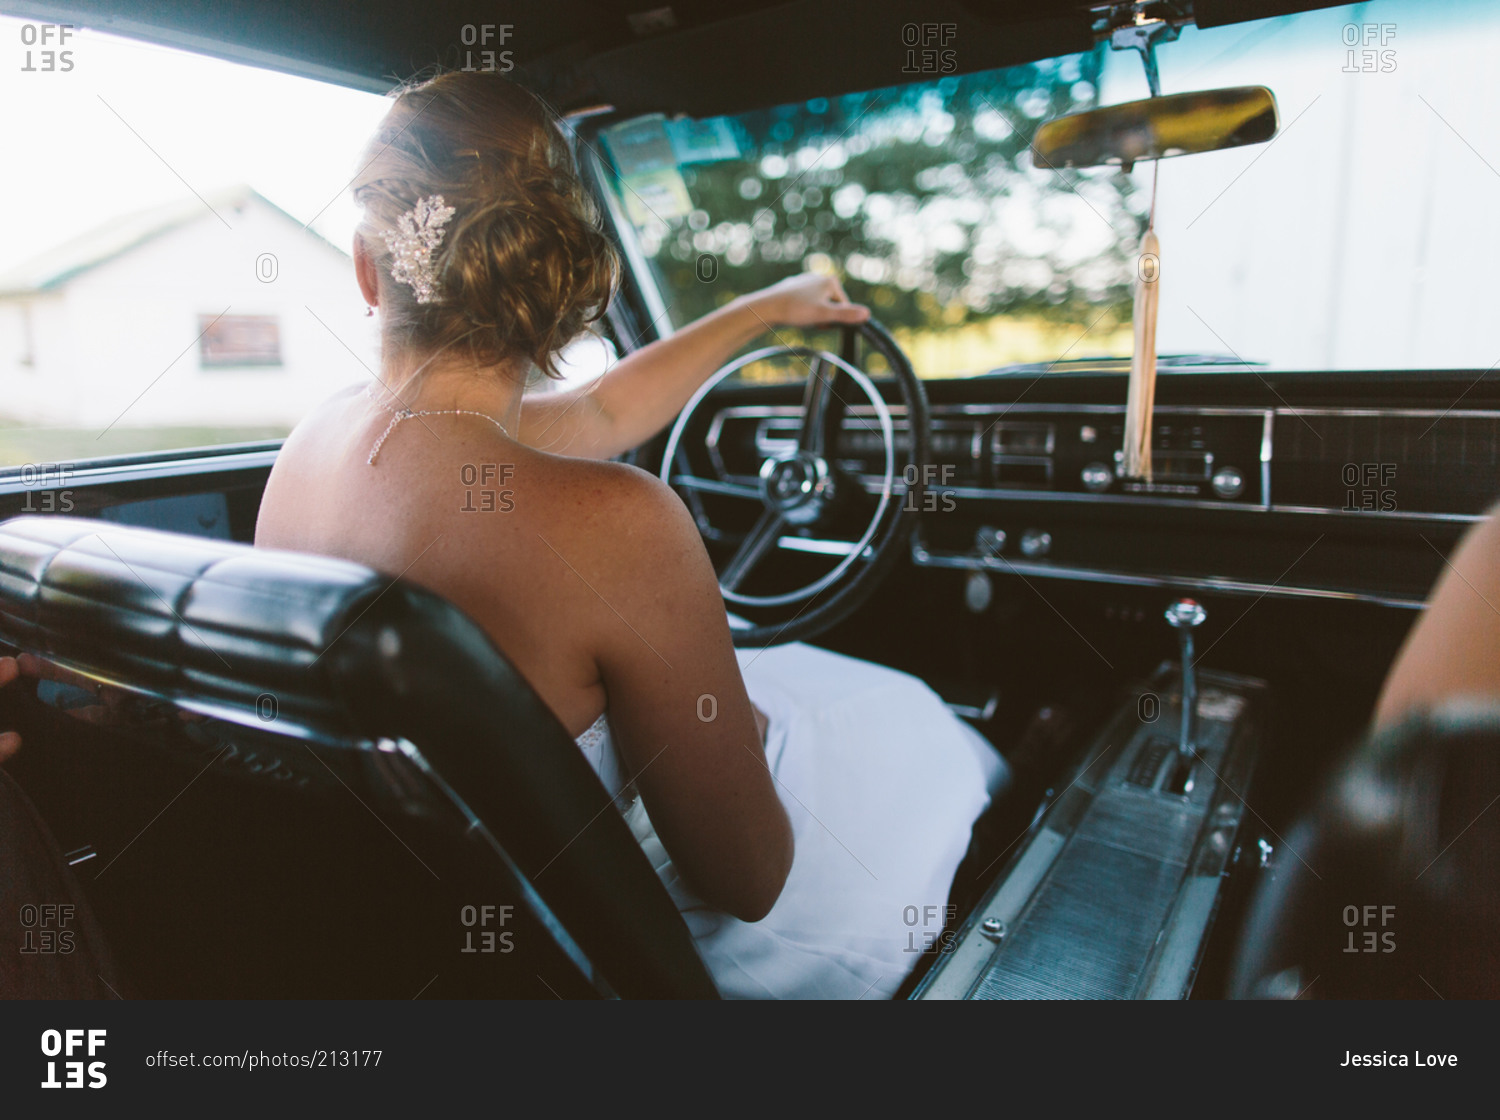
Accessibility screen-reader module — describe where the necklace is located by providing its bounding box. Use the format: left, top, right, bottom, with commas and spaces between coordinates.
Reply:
364, 384, 512, 465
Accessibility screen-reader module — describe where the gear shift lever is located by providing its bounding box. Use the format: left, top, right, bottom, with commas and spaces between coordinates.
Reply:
1164, 598, 1206, 762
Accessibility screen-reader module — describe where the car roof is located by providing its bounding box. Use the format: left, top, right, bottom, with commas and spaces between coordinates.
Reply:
17, 1, 1352, 116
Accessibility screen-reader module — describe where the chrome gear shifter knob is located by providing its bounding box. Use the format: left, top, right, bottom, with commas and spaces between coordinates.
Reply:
1164, 598, 1207, 761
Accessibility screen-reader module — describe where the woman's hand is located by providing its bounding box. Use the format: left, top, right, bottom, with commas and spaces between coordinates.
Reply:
1, 655, 22, 763
738, 272, 871, 330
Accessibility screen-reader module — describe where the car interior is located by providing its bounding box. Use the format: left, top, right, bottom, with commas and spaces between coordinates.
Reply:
1, 0, 1498, 1000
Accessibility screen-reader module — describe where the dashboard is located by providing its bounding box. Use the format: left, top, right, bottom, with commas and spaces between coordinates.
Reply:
676, 368, 1500, 611
0, 371, 1494, 616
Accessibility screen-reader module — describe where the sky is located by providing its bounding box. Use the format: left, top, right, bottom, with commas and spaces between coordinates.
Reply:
0, 14, 391, 273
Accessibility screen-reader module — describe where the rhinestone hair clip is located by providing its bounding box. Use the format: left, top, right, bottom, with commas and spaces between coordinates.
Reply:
382, 194, 456, 304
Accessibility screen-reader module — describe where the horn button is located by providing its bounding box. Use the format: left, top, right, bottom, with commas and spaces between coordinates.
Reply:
759, 452, 833, 525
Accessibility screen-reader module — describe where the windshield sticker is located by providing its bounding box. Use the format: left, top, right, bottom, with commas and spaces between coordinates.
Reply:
602, 114, 678, 177
620, 167, 693, 225
666, 117, 741, 164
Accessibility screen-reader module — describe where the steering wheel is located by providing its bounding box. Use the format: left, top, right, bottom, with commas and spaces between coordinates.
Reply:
660, 319, 930, 647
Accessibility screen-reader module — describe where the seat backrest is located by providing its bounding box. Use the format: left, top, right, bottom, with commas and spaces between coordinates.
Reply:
1229, 702, 1500, 999
0, 515, 718, 999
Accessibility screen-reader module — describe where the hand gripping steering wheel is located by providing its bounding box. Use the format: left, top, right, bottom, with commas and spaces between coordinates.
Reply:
660, 319, 930, 647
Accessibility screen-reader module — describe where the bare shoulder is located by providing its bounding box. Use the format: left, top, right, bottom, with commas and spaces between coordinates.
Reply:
273, 386, 364, 459
538, 455, 700, 558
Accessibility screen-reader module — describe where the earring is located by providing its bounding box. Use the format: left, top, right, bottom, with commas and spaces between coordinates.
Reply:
365, 305, 375, 317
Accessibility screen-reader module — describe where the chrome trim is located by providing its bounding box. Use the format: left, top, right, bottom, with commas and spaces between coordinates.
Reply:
928, 403, 1274, 417
991, 421, 1056, 456
777, 536, 868, 557
946, 691, 1000, 722
739, 411, 984, 466
1274, 407, 1500, 418
584, 141, 674, 340
708, 402, 1279, 421
707, 402, 1500, 520
669, 474, 762, 499
1260, 410, 1274, 507
0, 447, 280, 495
915, 828, 1070, 999
908, 533, 1426, 609
712, 403, 1271, 508
859, 480, 1260, 511
714, 402, 1500, 423
1267, 504, 1486, 523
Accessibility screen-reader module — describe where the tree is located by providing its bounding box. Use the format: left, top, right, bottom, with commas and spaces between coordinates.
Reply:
611, 45, 1146, 358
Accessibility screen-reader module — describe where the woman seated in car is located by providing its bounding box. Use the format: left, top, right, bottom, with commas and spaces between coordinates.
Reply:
254, 69, 1008, 1000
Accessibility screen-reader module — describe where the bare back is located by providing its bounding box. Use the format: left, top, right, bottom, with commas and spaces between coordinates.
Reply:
255, 383, 793, 920
260, 385, 624, 734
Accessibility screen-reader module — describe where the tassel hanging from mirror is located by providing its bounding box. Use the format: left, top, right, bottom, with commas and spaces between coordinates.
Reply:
1121, 163, 1161, 481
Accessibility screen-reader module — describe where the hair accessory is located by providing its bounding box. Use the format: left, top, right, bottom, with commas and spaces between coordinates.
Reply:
382, 194, 456, 304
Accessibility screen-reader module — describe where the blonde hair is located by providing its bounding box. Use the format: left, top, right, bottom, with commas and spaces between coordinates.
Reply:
352, 69, 619, 379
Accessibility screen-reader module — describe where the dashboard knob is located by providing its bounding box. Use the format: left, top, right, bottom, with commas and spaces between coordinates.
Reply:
1211, 465, 1245, 499
1081, 461, 1114, 493
1164, 598, 1207, 631
974, 526, 1006, 558
1019, 529, 1052, 559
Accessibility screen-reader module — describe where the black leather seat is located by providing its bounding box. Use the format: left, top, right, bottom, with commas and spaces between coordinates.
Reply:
0, 515, 718, 998
1230, 703, 1500, 999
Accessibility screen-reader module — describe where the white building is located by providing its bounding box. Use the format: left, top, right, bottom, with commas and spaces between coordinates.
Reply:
0, 187, 377, 431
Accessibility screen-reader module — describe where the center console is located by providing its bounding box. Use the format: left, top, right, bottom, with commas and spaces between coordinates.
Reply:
914, 601, 1267, 1000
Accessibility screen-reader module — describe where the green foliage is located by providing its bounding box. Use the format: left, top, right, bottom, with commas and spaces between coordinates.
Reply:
614, 46, 1146, 350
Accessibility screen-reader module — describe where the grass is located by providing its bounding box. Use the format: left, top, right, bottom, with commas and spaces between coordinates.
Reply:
0, 422, 289, 468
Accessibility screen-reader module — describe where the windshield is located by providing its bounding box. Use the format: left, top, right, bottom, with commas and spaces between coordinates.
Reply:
601, 0, 1499, 377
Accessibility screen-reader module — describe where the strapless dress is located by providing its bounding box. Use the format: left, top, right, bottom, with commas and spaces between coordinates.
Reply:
571, 641, 1008, 1000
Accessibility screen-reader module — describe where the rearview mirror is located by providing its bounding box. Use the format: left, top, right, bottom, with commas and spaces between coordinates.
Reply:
1033, 86, 1279, 171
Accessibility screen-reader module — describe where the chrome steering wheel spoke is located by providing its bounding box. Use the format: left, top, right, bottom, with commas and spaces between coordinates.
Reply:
669, 475, 763, 500
796, 355, 834, 455
720, 508, 787, 593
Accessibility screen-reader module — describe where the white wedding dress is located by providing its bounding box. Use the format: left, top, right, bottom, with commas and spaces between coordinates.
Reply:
573, 641, 1009, 1000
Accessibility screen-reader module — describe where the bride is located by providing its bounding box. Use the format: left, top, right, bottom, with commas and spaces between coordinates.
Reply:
255, 69, 1006, 999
